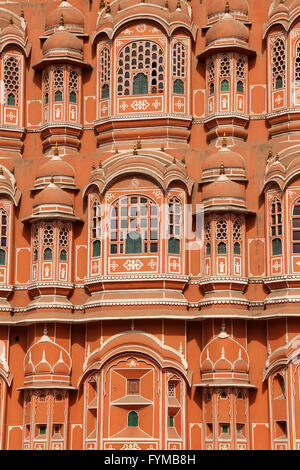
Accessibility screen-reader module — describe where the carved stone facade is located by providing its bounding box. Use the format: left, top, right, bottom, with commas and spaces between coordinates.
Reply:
0, 0, 300, 451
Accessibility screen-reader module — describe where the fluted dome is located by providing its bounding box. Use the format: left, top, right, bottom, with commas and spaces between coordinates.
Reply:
1, 21, 24, 39
203, 146, 245, 171
201, 336, 249, 374
43, 27, 83, 55
202, 172, 245, 201
45, 0, 84, 33
208, 0, 249, 17
23, 330, 72, 388
34, 182, 73, 208
36, 156, 75, 179
206, 12, 249, 45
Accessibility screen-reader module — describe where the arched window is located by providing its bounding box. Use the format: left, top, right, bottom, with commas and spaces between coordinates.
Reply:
60, 249, 67, 261
91, 200, 101, 258
69, 69, 79, 103
295, 43, 300, 85
0, 249, 5, 266
233, 218, 242, 255
3, 55, 20, 107
43, 247, 52, 261
101, 84, 109, 99
292, 199, 300, 253
7, 93, 15, 106
221, 79, 229, 92
271, 198, 282, 255
133, 73, 148, 95
173, 79, 184, 95
237, 80, 244, 93
109, 196, 159, 255
55, 90, 63, 102
100, 46, 110, 99
217, 241, 227, 254
117, 41, 164, 96
272, 38, 286, 91
128, 411, 138, 427
209, 82, 215, 95
233, 241, 241, 255
0, 210, 7, 248
168, 197, 181, 254
45, 93, 49, 105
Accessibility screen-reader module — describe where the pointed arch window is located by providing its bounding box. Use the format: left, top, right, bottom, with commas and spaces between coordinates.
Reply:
221, 79, 230, 92
271, 38, 286, 91
271, 198, 283, 255
43, 247, 53, 261
3, 55, 20, 107
109, 196, 159, 255
128, 411, 138, 427
173, 79, 184, 95
172, 41, 186, 95
117, 40, 164, 96
292, 199, 300, 253
0, 249, 5, 266
100, 46, 110, 99
168, 197, 181, 254
91, 200, 101, 258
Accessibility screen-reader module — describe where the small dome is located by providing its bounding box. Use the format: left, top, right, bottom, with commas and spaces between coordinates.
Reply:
202, 172, 245, 201
208, 0, 249, 17
201, 334, 249, 375
24, 333, 71, 378
206, 13, 249, 45
45, 0, 84, 32
34, 182, 73, 208
1, 21, 23, 38
36, 156, 75, 179
203, 146, 245, 171
43, 27, 83, 55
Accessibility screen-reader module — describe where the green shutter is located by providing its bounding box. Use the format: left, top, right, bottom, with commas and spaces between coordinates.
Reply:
126, 232, 142, 254
128, 411, 138, 427
69, 91, 77, 103
220, 79, 230, 92
7, 93, 15, 106
0, 249, 5, 266
237, 80, 244, 93
60, 249, 67, 261
276, 76, 283, 89
102, 84, 109, 99
133, 73, 148, 95
233, 242, 241, 255
272, 238, 282, 256
217, 242, 227, 254
43, 248, 52, 261
169, 416, 174, 427
173, 79, 184, 95
92, 240, 101, 258
168, 237, 180, 254
55, 90, 63, 102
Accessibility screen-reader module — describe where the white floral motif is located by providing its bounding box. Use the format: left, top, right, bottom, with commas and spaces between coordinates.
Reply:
131, 100, 150, 111
123, 259, 143, 271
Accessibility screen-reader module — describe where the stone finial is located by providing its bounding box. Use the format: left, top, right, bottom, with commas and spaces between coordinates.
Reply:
54, 142, 59, 156
137, 136, 142, 149
100, 0, 105, 8
9, 17, 13, 25
21, 9, 24, 18
60, 13, 64, 27
220, 162, 225, 175
267, 149, 273, 160
225, 1, 230, 13
133, 143, 138, 155
176, 0, 181, 10
222, 133, 227, 147
98, 161, 102, 169
106, 1, 111, 13
218, 319, 229, 338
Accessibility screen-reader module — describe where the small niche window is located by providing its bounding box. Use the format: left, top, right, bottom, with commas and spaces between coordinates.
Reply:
236, 423, 245, 437
92, 240, 101, 258
127, 379, 140, 395
221, 423, 230, 434
7, 93, 15, 106
0, 210, 7, 248
128, 411, 138, 427
207, 423, 213, 439
101, 84, 109, 99
60, 249, 67, 261
220, 79, 230, 92
168, 415, 174, 427
133, 72, 148, 95
38, 425, 47, 437
54, 90, 63, 102
168, 382, 176, 397
237, 80, 244, 93
272, 38, 286, 91
33, 249, 38, 262
0, 249, 5, 266
233, 242, 241, 255
69, 91, 77, 103
220, 391, 227, 399
43, 247, 52, 261
271, 198, 282, 255
292, 200, 300, 253
173, 78, 184, 95
275, 421, 287, 439
45, 93, 49, 105
53, 424, 62, 438
206, 242, 211, 256
91, 200, 101, 257
168, 197, 181, 254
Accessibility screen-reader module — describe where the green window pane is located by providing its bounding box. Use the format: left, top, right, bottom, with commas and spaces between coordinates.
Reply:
173, 78, 184, 95
217, 242, 226, 254
206, 243, 211, 256
133, 73, 148, 95
0, 249, 5, 266
168, 237, 180, 254
220, 79, 229, 92
45, 93, 49, 105
209, 82, 215, 95
60, 249, 67, 261
43, 248, 52, 261
276, 76, 283, 89
126, 232, 142, 254
233, 242, 241, 255
69, 91, 77, 103
7, 93, 15, 106
272, 238, 282, 256
128, 411, 138, 427
92, 240, 101, 258
169, 416, 174, 427
237, 80, 244, 93
102, 84, 109, 99
55, 90, 63, 102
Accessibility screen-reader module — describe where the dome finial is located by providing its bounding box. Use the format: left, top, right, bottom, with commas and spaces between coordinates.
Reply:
54, 142, 59, 156
137, 136, 142, 149
106, 1, 111, 13
9, 17, 13, 25
60, 13, 64, 27
99, 0, 105, 8
220, 162, 225, 175
225, 1, 230, 13
222, 133, 227, 148
218, 319, 229, 338
176, 0, 181, 10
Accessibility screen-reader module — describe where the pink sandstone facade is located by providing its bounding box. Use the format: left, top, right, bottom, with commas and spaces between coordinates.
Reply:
0, 0, 299, 451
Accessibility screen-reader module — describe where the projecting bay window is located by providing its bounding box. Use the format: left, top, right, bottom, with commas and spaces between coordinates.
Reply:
109, 196, 159, 255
